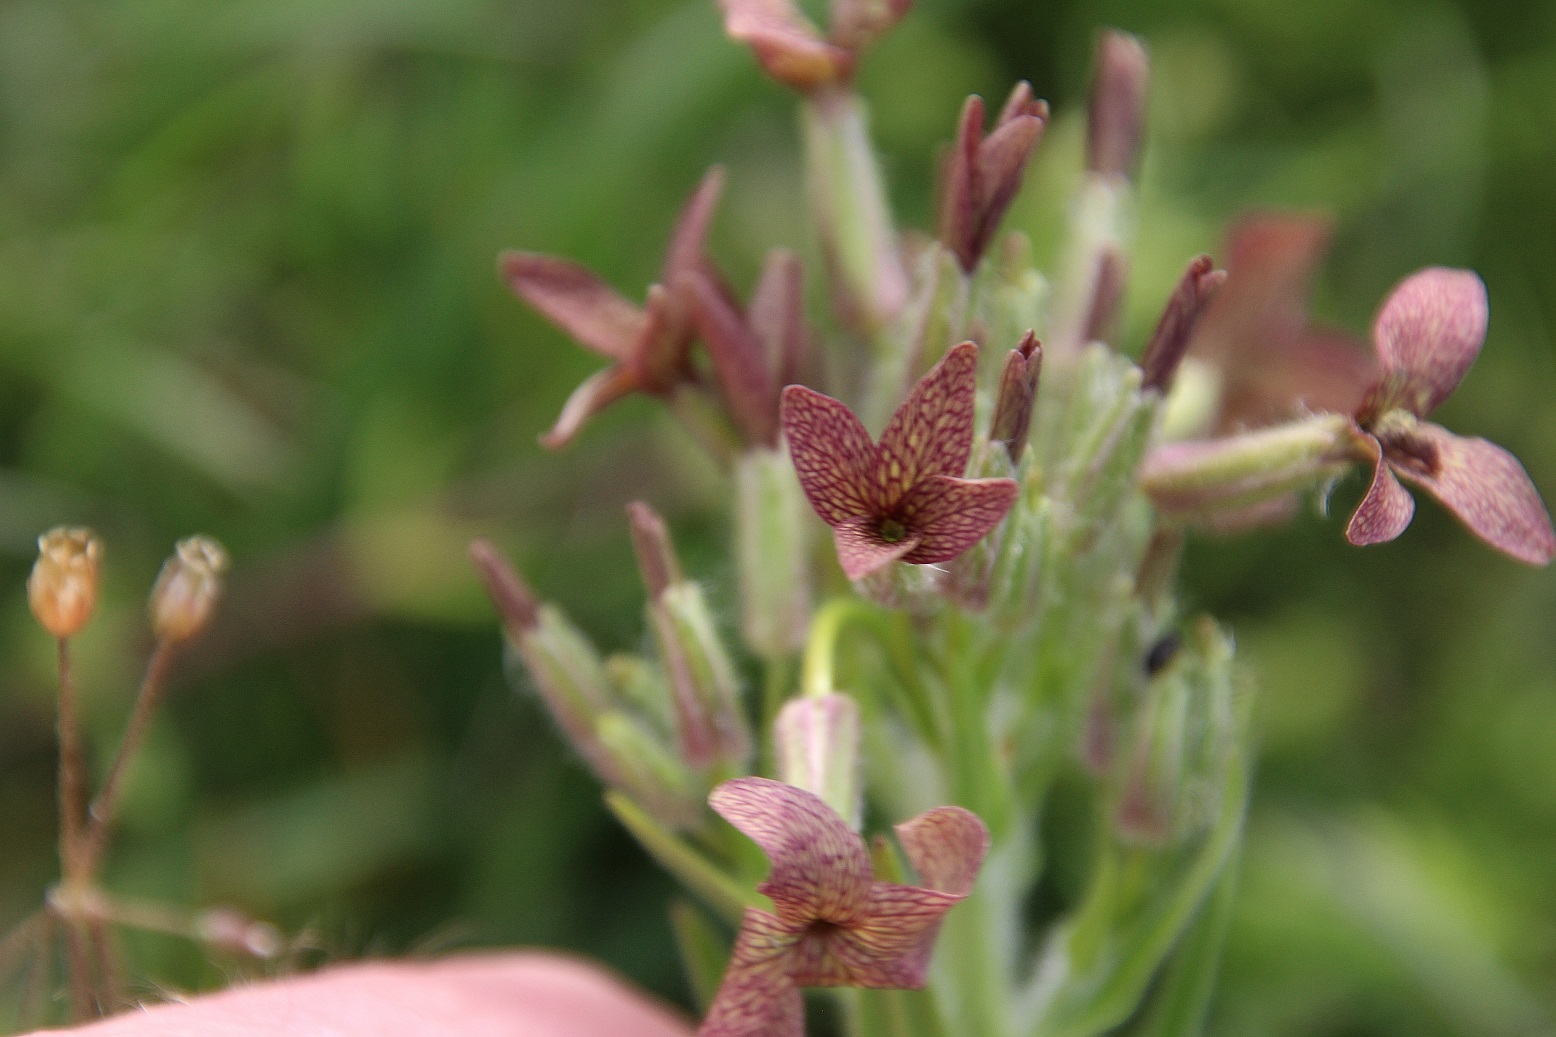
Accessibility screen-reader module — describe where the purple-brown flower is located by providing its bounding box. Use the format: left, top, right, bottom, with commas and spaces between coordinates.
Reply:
1346, 268, 1556, 564
938, 83, 1048, 273
500, 169, 726, 449
781, 341, 1019, 580
718, 0, 910, 92
698, 777, 988, 1037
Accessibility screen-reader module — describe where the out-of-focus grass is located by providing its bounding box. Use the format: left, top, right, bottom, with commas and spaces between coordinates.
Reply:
0, 0, 1552, 1034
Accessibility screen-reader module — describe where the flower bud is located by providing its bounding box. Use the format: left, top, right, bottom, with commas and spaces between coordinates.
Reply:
989, 331, 1043, 464
1081, 246, 1127, 346
606, 654, 676, 739
627, 501, 683, 602
803, 89, 908, 335
1139, 255, 1226, 394
735, 446, 812, 659
506, 604, 617, 779
1114, 618, 1242, 846
149, 535, 228, 643
653, 582, 752, 771
28, 527, 102, 639
775, 693, 861, 828
596, 711, 702, 829
469, 538, 540, 638
1086, 30, 1149, 180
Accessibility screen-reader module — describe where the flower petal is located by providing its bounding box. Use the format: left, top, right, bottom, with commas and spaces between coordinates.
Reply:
697, 909, 804, 1037
684, 270, 779, 447
750, 249, 809, 389
876, 341, 979, 510
1389, 423, 1556, 565
1345, 436, 1415, 546
665, 168, 727, 285
897, 475, 1018, 565
1371, 267, 1487, 416
717, 0, 851, 91
881, 806, 989, 987
709, 778, 874, 927
500, 252, 643, 361
810, 883, 964, 989
781, 386, 877, 526
894, 806, 989, 896
833, 517, 920, 580
539, 364, 640, 450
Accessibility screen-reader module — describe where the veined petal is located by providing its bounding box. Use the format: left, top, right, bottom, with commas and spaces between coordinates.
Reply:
1372, 267, 1487, 416
710, 778, 874, 927
815, 883, 964, 989
781, 386, 877, 526
666, 168, 727, 285
894, 806, 989, 896
500, 252, 643, 361
884, 806, 989, 987
833, 517, 919, 581
1344, 436, 1414, 546
539, 364, 641, 450
876, 341, 979, 510
697, 908, 804, 1037
898, 475, 1018, 565
717, 0, 851, 91
1390, 423, 1556, 565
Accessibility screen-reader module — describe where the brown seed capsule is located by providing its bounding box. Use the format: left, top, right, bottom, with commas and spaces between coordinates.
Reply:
149, 535, 229, 643
28, 527, 102, 639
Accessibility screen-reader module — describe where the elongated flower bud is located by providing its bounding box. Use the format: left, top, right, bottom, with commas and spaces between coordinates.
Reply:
28, 527, 102, 639
1115, 619, 1242, 846
596, 711, 702, 829
628, 501, 683, 601
1139, 255, 1226, 393
653, 582, 751, 771
989, 331, 1043, 463
803, 89, 908, 334
629, 501, 752, 770
1086, 30, 1149, 180
149, 535, 229, 643
775, 693, 861, 828
735, 446, 812, 659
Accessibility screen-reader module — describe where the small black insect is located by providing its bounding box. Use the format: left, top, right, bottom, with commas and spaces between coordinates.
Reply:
1143, 631, 1182, 677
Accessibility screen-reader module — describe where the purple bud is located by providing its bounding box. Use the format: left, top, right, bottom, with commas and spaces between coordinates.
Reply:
469, 538, 539, 637
627, 501, 685, 601
989, 331, 1043, 463
1140, 254, 1226, 393
1086, 30, 1149, 179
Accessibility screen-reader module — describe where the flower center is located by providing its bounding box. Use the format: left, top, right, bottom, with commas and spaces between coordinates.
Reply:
878, 518, 908, 544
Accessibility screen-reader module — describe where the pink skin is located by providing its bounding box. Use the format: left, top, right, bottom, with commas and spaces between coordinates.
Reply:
698, 778, 988, 1037
29, 953, 693, 1037
781, 341, 1019, 581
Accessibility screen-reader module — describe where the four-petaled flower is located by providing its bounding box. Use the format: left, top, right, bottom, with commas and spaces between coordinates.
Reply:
1346, 267, 1555, 564
781, 341, 1019, 580
698, 777, 988, 1037
500, 169, 726, 449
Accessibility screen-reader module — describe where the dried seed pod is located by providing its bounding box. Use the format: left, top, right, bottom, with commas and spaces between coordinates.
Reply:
28, 527, 102, 639
149, 535, 229, 643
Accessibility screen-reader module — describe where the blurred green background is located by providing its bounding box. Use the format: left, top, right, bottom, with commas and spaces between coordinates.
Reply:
0, 0, 1553, 1033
